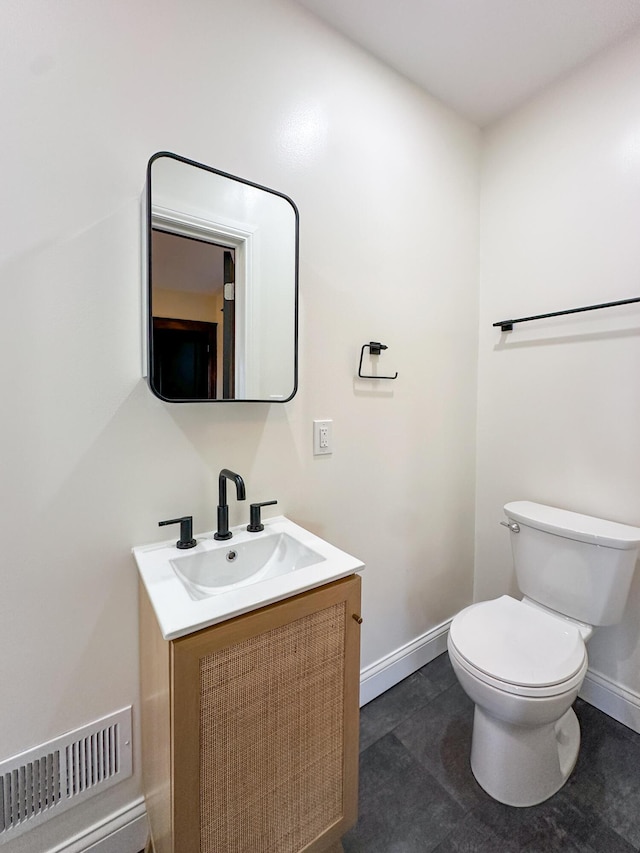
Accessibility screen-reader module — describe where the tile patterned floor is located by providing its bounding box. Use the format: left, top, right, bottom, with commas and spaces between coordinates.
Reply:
343, 653, 640, 852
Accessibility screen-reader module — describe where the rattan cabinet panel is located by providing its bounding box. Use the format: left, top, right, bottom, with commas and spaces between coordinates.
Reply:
140, 575, 361, 853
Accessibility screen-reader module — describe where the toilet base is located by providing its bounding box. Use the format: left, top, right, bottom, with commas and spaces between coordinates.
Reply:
470, 705, 581, 807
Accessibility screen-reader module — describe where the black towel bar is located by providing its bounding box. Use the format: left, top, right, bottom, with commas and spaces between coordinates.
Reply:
494, 296, 640, 332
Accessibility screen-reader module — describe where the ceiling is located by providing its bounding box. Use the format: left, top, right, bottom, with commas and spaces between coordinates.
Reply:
295, 0, 640, 126
152, 231, 226, 294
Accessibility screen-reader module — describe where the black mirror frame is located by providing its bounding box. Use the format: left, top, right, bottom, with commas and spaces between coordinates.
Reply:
145, 151, 299, 403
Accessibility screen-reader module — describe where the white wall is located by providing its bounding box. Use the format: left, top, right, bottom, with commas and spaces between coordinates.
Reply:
476, 30, 640, 704
0, 0, 479, 849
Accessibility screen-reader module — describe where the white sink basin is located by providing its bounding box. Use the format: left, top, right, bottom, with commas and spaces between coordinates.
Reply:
133, 516, 364, 639
170, 531, 325, 599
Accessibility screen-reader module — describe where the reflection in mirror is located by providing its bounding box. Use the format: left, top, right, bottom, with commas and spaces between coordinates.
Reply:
144, 152, 298, 402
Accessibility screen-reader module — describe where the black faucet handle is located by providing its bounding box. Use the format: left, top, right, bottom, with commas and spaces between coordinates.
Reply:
159, 516, 197, 549
247, 501, 278, 533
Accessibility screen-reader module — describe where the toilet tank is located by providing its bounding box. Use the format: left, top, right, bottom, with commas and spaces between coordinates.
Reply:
504, 501, 640, 626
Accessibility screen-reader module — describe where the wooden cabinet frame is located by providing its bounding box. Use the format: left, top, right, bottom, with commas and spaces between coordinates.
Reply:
140, 575, 361, 853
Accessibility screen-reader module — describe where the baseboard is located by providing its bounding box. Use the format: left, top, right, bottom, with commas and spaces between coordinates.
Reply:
358, 621, 640, 738
46, 798, 148, 853
580, 668, 640, 735
359, 619, 451, 706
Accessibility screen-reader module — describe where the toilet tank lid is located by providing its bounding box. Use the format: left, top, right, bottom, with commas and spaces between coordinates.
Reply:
504, 501, 640, 550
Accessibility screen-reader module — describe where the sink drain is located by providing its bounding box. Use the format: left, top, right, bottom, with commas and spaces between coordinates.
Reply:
226, 550, 238, 562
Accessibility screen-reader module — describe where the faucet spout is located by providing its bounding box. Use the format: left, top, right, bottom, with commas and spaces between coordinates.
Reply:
219, 468, 246, 502
214, 469, 246, 540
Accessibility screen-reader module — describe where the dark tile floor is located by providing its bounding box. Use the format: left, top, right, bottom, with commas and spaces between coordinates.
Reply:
343, 653, 640, 853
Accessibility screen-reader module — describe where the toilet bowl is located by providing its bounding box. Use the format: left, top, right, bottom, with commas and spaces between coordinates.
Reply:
448, 501, 640, 808
448, 595, 588, 806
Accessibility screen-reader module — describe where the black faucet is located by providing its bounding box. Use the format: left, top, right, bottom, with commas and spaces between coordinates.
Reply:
214, 469, 246, 540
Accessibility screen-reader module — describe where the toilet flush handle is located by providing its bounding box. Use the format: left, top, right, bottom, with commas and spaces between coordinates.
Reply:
500, 521, 520, 533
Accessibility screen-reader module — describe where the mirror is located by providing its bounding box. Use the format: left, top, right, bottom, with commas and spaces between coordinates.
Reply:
144, 152, 298, 402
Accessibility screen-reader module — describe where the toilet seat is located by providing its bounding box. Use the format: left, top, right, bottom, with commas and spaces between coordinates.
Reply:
449, 595, 587, 698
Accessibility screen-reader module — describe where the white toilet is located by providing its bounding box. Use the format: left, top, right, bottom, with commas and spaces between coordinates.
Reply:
448, 500, 640, 808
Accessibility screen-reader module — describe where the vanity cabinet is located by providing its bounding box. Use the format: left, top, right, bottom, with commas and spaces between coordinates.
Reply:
140, 574, 361, 853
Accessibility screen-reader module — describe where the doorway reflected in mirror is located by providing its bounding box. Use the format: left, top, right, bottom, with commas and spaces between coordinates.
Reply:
151, 230, 235, 400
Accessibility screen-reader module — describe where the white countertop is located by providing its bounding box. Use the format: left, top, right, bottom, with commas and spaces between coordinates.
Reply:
133, 515, 364, 640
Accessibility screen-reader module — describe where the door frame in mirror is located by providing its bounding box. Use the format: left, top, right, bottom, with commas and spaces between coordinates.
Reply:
151, 206, 252, 399
143, 151, 299, 403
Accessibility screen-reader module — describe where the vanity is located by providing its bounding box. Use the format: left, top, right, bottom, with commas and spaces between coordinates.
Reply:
135, 517, 364, 853
137, 155, 359, 850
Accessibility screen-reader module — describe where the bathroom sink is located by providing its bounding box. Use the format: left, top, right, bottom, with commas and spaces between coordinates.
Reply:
170, 531, 325, 599
133, 516, 364, 639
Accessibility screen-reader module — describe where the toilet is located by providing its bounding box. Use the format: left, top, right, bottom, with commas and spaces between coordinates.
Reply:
448, 501, 640, 808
